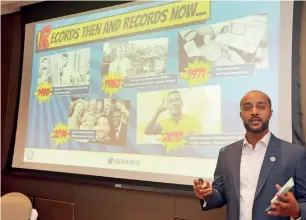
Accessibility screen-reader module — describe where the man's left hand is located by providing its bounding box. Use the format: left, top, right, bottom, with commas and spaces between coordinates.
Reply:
267, 184, 301, 219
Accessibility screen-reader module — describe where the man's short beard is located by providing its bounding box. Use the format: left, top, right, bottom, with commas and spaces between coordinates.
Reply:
244, 121, 269, 134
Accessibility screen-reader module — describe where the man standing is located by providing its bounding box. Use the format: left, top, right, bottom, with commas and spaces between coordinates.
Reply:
93, 115, 111, 144
38, 57, 52, 84
193, 90, 306, 220
108, 46, 132, 78
110, 108, 128, 146
57, 53, 79, 86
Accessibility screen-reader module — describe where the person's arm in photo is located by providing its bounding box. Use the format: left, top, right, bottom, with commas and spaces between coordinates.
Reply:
144, 99, 167, 135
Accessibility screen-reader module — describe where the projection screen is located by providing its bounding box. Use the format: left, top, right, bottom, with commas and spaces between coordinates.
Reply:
12, 0, 294, 185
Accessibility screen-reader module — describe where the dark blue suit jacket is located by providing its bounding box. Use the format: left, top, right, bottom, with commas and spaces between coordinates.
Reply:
201, 134, 306, 220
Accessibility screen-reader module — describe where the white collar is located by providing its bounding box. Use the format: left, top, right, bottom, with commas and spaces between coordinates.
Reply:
243, 131, 271, 148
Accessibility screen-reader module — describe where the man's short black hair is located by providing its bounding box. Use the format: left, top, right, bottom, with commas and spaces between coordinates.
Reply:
167, 90, 182, 99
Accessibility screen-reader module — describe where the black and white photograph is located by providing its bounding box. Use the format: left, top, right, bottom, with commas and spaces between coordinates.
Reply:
37, 56, 52, 85
178, 14, 268, 72
68, 97, 130, 147
38, 48, 91, 87
102, 38, 169, 79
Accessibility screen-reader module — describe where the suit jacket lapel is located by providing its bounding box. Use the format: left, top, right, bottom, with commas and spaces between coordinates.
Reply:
232, 140, 243, 202
254, 134, 281, 200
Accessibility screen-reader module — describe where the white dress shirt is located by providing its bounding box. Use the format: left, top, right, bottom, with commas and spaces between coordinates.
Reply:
239, 132, 271, 220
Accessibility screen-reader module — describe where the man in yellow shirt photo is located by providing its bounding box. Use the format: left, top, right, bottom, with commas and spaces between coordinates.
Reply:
144, 90, 202, 137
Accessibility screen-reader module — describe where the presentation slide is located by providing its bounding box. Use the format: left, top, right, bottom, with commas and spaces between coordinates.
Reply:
13, 0, 293, 185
